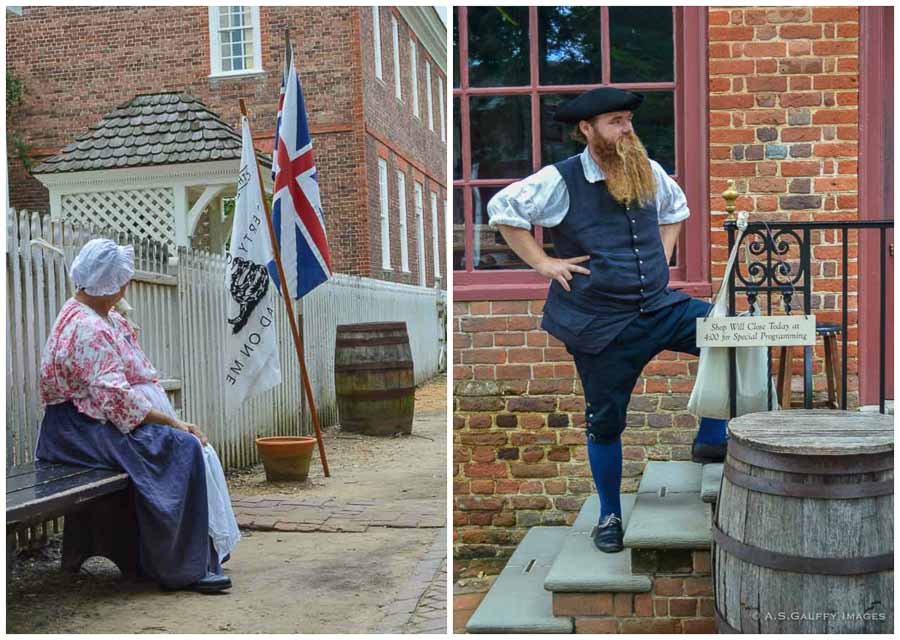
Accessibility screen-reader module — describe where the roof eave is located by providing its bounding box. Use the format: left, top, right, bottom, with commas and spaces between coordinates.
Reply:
33, 158, 272, 191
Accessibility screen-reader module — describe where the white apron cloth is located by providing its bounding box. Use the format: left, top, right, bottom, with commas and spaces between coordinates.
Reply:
133, 383, 241, 562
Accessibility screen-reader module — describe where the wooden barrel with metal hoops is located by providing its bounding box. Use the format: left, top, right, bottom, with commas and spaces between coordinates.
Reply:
334, 322, 415, 436
713, 410, 893, 634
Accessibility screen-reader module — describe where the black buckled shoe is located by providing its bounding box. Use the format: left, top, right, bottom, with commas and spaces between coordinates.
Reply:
162, 572, 232, 594
592, 514, 624, 553
692, 441, 727, 464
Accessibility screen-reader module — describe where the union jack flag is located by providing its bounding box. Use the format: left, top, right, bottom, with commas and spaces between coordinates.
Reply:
269, 45, 332, 300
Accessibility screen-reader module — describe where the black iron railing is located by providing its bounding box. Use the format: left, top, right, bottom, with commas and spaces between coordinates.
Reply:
724, 219, 894, 417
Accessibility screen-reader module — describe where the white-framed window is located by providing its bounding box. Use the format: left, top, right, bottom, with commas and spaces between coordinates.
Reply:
391, 15, 402, 100
425, 61, 434, 131
410, 38, 419, 118
378, 159, 391, 270
430, 191, 440, 279
397, 170, 410, 272
208, 6, 263, 77
438, 77, 446, 142
414, 182, 425, 285
372, 6, 383, 80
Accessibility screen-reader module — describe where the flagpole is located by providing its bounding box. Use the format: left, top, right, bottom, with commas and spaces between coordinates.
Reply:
239, 99, 330, 478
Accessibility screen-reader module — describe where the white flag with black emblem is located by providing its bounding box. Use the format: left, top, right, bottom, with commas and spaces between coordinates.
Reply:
223, 116, 281, 416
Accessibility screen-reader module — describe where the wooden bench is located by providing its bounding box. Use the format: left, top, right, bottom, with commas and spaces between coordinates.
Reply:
6, 461, 140, 577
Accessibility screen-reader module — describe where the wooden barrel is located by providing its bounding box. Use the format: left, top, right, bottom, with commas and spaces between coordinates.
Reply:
714, 410, 893, 634
334, 322, 415, 436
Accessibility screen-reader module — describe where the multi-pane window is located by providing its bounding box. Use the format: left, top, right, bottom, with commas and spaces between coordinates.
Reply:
378, 159, 391, 270
373, 6, 383, 80
392, 15, 402, 100
208, 6, 262, 76
414, 182, 426, 285
397, 170, 410, 272
410, 39, 420, 118
438, 78, 446, 142
430, 191, 441, 279
453, 7, 706, 298
426, 61, 434, 131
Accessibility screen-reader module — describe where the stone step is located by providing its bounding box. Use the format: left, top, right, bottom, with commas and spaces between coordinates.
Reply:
636, 460, 702, 494
544, 494, 651, 594
465, 527, 574, 634
701, 463, 724, 504
623, 461, 712, 549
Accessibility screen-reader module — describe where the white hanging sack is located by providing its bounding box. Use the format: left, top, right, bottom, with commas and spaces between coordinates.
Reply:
687, 212, 780, 418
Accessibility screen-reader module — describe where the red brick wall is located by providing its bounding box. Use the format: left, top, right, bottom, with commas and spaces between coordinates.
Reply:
707, 5, 861, 400
453, 6, 864, 578
366, 139, 447, 289
359, 7, 447, 288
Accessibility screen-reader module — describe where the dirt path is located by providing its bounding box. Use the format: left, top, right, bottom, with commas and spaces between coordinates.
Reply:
7, 375, 447, 634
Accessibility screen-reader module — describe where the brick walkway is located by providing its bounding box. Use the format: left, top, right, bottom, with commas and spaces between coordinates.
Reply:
232, 496, 445, 533
374, 528, 448, 634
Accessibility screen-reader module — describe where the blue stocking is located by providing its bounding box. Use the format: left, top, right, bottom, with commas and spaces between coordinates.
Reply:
587, 435, 623, 521
695, 417, 728, 446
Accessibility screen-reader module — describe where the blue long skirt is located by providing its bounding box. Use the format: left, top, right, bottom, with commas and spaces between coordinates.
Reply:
36, 402, 221, 588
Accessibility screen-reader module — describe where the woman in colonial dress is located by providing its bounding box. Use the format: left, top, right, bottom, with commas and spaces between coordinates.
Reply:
36, 239, 240, 593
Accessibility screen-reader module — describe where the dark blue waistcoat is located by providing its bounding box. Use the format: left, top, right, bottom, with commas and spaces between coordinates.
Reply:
540, 155, 690, 354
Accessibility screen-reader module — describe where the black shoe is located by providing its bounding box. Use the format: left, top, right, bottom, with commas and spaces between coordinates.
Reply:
592, 514, 624, 553
692, 441, 727, 464
162, 572, 232, 594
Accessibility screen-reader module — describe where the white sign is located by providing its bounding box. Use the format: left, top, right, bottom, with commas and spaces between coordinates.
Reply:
696, 315, 817, 347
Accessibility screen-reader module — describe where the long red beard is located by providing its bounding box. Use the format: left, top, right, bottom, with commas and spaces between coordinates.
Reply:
591, 132, 656, 208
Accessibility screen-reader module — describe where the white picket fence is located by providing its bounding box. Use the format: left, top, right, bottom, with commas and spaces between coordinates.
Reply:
6, 210, 445, 471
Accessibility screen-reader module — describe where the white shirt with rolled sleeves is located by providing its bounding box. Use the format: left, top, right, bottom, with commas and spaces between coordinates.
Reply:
486, 147, 691, 230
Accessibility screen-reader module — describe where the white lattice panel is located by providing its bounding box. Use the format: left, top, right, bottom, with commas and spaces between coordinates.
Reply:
60, 188, 176, 245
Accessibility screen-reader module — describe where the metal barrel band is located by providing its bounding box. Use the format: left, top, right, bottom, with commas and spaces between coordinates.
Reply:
713, 525, 893, 575
337, 322, 406, 332
714, 607, 741, 634
724, 464, 894, 499
337, 386, 415, 400
727, 439, 894, 475
334, 361, 414, 372
335, 337, 410, 348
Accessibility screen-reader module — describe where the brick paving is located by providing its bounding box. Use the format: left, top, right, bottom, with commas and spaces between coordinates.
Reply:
232, 496, 445, 533
374, 528, 448, 634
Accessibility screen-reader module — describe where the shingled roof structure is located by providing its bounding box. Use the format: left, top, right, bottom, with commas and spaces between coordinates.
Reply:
33, 92, 270, 174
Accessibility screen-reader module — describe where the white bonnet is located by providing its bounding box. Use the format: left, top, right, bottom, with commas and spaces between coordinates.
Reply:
70, 239, 135, 296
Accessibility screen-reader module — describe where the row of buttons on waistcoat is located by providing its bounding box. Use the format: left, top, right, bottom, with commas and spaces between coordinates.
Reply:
626, 204, 648, 313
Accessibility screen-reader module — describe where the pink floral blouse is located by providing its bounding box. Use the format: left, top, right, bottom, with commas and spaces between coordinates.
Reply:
40, 298, 158, 433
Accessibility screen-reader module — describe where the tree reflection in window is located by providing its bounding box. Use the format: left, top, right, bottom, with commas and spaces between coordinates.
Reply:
467, 7, 530, 87
610, 7, 674, 83
538, 7, 603, 86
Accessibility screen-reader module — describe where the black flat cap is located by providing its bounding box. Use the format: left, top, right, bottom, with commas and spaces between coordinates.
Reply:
554, 88, 644, 124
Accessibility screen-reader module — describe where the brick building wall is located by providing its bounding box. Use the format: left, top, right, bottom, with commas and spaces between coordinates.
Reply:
359, 7, 447, 288
453, 6, 866, 579
707, 5, 861, 393
7, 6, 445, 284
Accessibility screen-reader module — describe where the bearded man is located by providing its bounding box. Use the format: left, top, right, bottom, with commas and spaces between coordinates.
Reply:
487, 87, 727, 553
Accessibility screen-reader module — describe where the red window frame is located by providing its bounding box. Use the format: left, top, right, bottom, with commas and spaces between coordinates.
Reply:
454, 6, 710, 300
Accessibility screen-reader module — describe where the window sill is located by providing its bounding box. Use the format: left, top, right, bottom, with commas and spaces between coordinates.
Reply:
453, 277, 713, 301
208, 69, 266, 81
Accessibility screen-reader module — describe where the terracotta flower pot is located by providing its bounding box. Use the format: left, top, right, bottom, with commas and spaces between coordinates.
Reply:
255, 436, 317, 482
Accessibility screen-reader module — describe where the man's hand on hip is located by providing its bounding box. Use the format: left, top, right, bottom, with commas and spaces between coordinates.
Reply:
535, 255, 590, 292
495, 224, 590, 291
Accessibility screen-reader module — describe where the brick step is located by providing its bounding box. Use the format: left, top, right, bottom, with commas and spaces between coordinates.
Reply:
623, 461, 712, 550
544, 494, 652, 594
465, 527, 574, 634
701, 463, 723, 504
